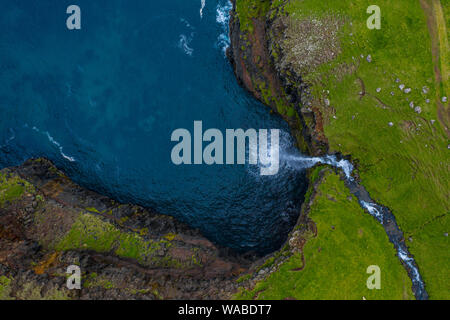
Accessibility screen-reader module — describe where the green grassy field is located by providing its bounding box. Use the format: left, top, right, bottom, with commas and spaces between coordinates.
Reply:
235, 170, 414, 300
282, 0, 448, 299
234, 0, 449, 299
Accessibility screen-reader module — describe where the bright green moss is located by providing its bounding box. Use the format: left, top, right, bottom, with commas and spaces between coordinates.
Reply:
0, 276, 13, 300
55, 213, 184, 268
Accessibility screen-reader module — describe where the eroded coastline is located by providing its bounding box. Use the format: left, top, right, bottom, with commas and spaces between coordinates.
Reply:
226, 0, 429, 299
1, 0, 444, 300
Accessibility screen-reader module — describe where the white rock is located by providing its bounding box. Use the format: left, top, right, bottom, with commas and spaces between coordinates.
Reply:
442, 96, 448, 102
376, 88, 381, 93
388, 122, 394, 127
431, 120, 435, 125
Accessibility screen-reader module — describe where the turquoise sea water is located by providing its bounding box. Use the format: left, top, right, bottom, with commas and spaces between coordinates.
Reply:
0, 0, 308, 254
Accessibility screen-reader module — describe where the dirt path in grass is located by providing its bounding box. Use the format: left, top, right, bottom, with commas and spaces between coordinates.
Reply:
420, 0, 449, 137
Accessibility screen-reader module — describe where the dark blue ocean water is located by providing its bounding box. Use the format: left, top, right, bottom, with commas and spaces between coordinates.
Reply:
0, 0, 307, 254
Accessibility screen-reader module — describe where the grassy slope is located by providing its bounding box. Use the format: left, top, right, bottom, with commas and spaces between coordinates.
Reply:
280, 0, 449, 299
0, 172, 35, 206
436, 0, 449, 95
235, 171, 414, 300
234, 0, 448, 299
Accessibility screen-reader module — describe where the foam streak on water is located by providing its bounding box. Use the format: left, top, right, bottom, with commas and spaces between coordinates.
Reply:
30, 126, 76, 162
200, 0, 206, 18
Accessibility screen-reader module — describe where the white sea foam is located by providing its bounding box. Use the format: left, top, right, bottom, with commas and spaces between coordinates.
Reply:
178, 34, 194, 56
178, 18, 195, 56
45, 132, 76, 162
216, 0, 232, 55
200, 0, 206, 18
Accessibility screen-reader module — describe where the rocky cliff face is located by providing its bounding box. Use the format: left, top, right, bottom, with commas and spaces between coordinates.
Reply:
0, 158, 252, 299
227, 0, 329, 156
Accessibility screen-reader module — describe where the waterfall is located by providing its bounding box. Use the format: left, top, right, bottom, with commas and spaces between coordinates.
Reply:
283, 148, 428, 299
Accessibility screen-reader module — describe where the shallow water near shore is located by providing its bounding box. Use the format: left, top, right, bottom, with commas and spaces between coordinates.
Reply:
0, 0, 311, 254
